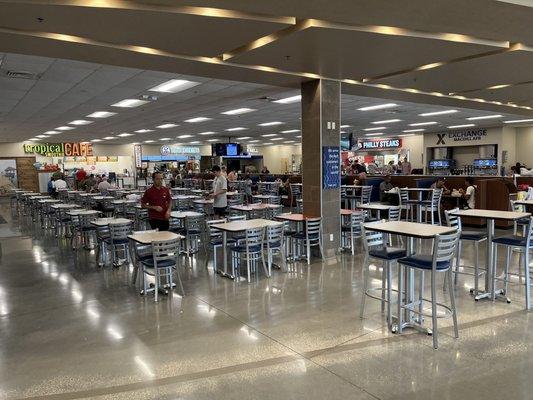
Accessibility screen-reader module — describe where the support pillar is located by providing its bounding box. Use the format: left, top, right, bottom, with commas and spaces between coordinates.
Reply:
301, 79, 341, 258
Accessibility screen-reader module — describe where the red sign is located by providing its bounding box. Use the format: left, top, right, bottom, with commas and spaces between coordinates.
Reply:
356, 138, 402, 151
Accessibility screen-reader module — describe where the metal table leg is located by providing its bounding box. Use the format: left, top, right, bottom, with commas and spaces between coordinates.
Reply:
217, 230, 234, 279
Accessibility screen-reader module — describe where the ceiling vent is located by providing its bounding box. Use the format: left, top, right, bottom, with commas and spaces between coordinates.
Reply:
1, 69, 41, 80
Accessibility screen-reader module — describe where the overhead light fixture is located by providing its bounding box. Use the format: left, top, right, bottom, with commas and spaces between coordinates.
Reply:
198, 131, 216, 135
43, 131, 60, 135
357, 103, 397, 111
226, 127, 247, 132
403, 129, 425, 132
296, 135, 302, 138
237, 136, 251, 140
283, 140, 295, 143
504, 118, 533, 124
221, 108, 256, 115
86, 111, 116, 118
398, 134, 416, 137
448, 124, 475, 129
69, 120, 93, 126
340, 125, 351, 128
143, 140, 155, 143
259, 121, 283, 126
271, 138, 283, 141
156, 123, 179, 129
135, 129, 154, 133
273, 95, 301, 104
364, 126, 387, 131
28, 138, 41, 141
365, 133, 385, 136
419, 110, 458, 116
90, 139, 102, 142
159, 138, 172, 141
280, 129, 300, 133
207, 139, 218, 142
189, 141, 200, 144
261, 134, 278, 137
36, 135, 47, 138
409, 122, 438, 126
111, 99, 149, 108
56, 126, 75, 131
149, 79, 200, 93
103, 136, 117, 140
117, 133, 134, 137
185, 117, 211, 123
248, 140, 260, 143
466, 115, 503, 120
371, 119, 401, 124
177, 134, 192, 138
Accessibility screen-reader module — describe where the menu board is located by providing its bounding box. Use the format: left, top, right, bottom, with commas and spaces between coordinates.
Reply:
322, 146, 340, 189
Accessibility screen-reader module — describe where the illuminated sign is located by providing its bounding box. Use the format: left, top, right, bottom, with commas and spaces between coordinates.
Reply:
435, 129, 487, 145
23, 142, 93, 157
356, 138, 402, 151
160, 145, 200, 155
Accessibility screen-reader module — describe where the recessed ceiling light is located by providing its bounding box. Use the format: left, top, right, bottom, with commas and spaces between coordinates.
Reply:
365, 133, 385, 136
398, 134, 416, 137
466, 115, 502, 120
86, 111, 116, 118
248, 140, 260, 143
419, 110, 458, 116
447, 124, 475, 129
221, 108, 256, 115
135, 129, 154, 133
156, 123, 179, 129
149, 79, 200, 93
111, 99, 149, 108
273, 95, 301, 104
504, 118, 533, 124
280, 129, 300, 133
177, 134, 192, 138
358, 103, 397, 111
262, 134, 277, 137
36, 135, 47, 138
43, 131, 60, 135
69, 120, 93, 126
261, 142, 273, 145
259, 121, 284, 126
189, 141, 200, 144
226, 127, 247, 131
283, 140, 295, 143
340, 125, 351, 128
364, 126, 387, 131
271, 138, 283, 141
91, 139, 103, 142
159, 138, 172, 141
131, 142, 140, 145
403, 129, 425, 132
117, 133, 134, 137
409, 121, 438, 126
371, 119, 401, 124
143, 140, 155, 143
28, 138, 40, 141
185, 117, 211, 123
56, 126, 75, 131
103, 136, 117, 140
295, 135, 302, 138
237, 136, 251, 140
207, 139, 218, 142
198, 131, 216, 135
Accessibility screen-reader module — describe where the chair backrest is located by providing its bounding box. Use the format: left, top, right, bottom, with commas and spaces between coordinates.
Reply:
306, 218, 321, 242
431, 188, 443, 206
206, 218, 226, 239
526, 217, 533, 248
349, 211, 364, 236
360, 186, 372, 204
296, 199, 303, 213
228, 214, 246, 222
244, 227, 265, 249
185, 214, 204, 233
361, 225, 385, 253
269, 196, 281, 205
433, 231, 460, 265
267, 205, 282, 219
399, 188, 410, 204
151, 238, 180, 264
387, 206, 401, 221
290, 184, 301, 196
510, 199, 525, 213
78, 213, 97, 228
265, 223, 284, 247
109, 221, 132, 240
444, 208, 462, 231
228, 197, 243, 207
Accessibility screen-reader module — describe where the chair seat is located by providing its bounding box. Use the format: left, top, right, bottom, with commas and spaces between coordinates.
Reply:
186, 229, 202, 235
398, 255, 450, 270
104, 237, 129, 245
293, 232, 319, 240
141, 258, 176, 268
210, 238, 236, 246
492, 235, 527, 247
169, 227, 186, 234
369, 247, 407, 260
81, 226, 96, 232
284, 230, 296, 236
461, 230, 487, 241
231, 245, 261, 253
264, 241, 282, 248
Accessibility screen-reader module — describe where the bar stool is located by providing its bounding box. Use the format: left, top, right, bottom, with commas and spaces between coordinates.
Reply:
105, 221, 133, 266
231, 227, 265, 282
262, 223, 286, 275
292, 217, 324, 265
398, 189, 414, 221
421, 188, 443, 225
341, 211, 364, 255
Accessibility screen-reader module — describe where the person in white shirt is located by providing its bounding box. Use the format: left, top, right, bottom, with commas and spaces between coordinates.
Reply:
53, 176, 67, 190
97, 176, 112, 194
209, 165, 227, 218
460, 177, 476, 209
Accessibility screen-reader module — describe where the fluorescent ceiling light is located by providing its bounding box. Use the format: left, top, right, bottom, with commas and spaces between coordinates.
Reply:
248, 140, 260, 143
364, 126, 386, 131
283, 140, 295, 143
56, 126, 75, 131
159, 138, 172, 141
135, 129, 154, 133
365, 133, 385, 136
447, 124, 475, 129
36, 135, 47, 138
340, 125, 351, 128
371, 119, 401, 124
261, 134, 277, 137
149, 79, 200, 93
28, 138, 41, 141
226, 127, 247, 132
409, 121, 438, 126
358, 103, 397, 111
419, 110, 458, 116
198, 131, 216, 135
117, 133, 134, 137
259, 121, 283, 126
271, 138, 283, 141
398, 134, 415, 137
207, 139, 218, 142
504, 118, 533, 123
295, 135, 302, 138
112, 99, 149, 108
403, 129, 425, 132
466, 115, 502, 120
44, 131, 60, 135
86, 111, 116, 118
280, 129, 300, 133
189, 141, 200, 144
69, 120, 93, 126
156, 123, 179, 129
273, 95, 301, 104
237, 136, 251, 140
221, 108, 256, 115
131, 142, 140, 145
177, 134, 192, 138
143, 140, 155, 143
103, 136, 117, 140
185, 117, 211, 123
91, 139, 103, 142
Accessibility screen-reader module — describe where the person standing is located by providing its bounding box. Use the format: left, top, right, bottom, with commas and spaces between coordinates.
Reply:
401, 157, 412, 175
75, 167, 87, 190
210, 165, 227, 218
97, 175, 112, 195
53, 175, 67, 190
141, 171, 172, 231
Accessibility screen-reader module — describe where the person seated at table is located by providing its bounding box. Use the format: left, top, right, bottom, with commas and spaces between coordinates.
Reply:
141, 171, 172, 231
459, 177, 476, 209
97, 175, 112, 195
354, 171, 367, 186
261, 165, 270, 174
53, 175, 67, 191
210, 165, 228, 218
82, 174, 96, 192
430, 177, 451, 195
379, 174, 398, 205
227, 169, 237, 182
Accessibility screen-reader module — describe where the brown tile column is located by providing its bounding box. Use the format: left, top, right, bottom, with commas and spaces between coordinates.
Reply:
301, 79, 341, 258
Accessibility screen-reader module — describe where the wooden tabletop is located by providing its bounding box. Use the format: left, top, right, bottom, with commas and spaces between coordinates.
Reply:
364, 221, 456, 238
128, 231, 182, 244
275, 213, 320, 222
451, 209, 531, 221
51, 203, 78, 209
170, 211, 203, 218
356, 203, 396, 211
91, 217, 132, 227
67, 209, 100, 216
212, 218, 282, 232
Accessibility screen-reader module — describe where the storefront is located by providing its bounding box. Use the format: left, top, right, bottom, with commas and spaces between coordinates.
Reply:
342, 137, 408, 173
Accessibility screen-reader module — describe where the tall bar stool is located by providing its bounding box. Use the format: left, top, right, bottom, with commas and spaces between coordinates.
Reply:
290, 184, 302, 212
398, 189, 413, 221
444, 208, 487, 295
292, 217, 324, 265
492, 216, 533, 309
357, 186, 372, 206
397, 230, 460, 349
231, 227, 265, 282
341, 211, 364, 255
359, 226, 407, 328
106, 221, 133, 266
421, 188, 443, 225
262, 223, 286, 275
205, 219, 235, 270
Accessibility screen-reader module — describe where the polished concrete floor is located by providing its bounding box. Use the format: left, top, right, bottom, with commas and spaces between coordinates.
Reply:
1, 201, 532, 399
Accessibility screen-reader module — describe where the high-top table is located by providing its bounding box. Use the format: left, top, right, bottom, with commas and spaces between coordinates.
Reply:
402, 188, 434, 222
230, 203, 282, 218
451, 209, 531, 303
356, 203, 396, 219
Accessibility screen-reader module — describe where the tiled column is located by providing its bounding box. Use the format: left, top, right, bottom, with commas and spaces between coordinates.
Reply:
301, 79, 341, 258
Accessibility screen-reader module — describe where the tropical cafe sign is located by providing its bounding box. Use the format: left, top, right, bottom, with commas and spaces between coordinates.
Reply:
23, 142, 94, 157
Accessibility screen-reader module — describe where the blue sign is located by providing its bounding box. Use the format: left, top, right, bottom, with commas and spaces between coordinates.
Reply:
322, 146, 340, 189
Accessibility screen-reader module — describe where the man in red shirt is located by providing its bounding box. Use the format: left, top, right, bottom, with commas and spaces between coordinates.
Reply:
75, 167, 87, 190
141, 172, 172, 231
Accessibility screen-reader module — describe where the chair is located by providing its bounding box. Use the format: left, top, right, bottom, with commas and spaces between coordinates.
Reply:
421, 189, 443, 225
341, 211, 364, 255
141, 238, 184, 302
290, 184, 302, 212
359, 226, 407, 328
95, 223, 111, 267
227, 214, 247, 243
296, 198, 303, 214
269, 196, 281, 205
55, 207, 76, 238
492, 216, 533, 309
357, 186, 372, 206
387, 206, 403, 247
231, 227, 265, 282
397, 230, 460, 349
105, 221, 133, 266
205, 219, 235, 270
175, 197, 191, 211
266, 205, 283, 220
71, 213, 98, 250
398, 189, 413, 221
183, 215, 204, 255
444, 208, 487, 295
292, 218, 324, 265
262, 223, 286, 275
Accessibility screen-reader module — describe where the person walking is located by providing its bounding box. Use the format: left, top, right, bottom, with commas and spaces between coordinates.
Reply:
210, 165, 227, 218
141, 171, 172, 231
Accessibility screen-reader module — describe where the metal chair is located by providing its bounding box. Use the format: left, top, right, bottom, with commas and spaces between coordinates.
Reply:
71, 213, 98, 250
230, 227, 265, 282
205, 219, 235, 270
290, 183, 302, 212
421, 188, 443, 225
341, 211, 364, 255
357, 186, 372, 206
183, 214, 204, 256
269, 196, 281, 205
262, 223, 286, 275
292, 217, 324, 265
397, 230, 460, 349
398, 189, 413, 221
105, 221, 133, 266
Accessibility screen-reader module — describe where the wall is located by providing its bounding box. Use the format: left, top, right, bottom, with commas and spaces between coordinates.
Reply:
516, 126, 533, 167
501, 126, 517, 171
260, 144, 302, 174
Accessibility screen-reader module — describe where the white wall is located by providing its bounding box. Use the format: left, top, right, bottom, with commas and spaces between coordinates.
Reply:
516, 126, 533, 167
501, 126, 517, 170
401, 134, 424, 169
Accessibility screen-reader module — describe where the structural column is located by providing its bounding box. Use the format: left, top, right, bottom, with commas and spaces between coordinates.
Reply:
301, 79, 341, 258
